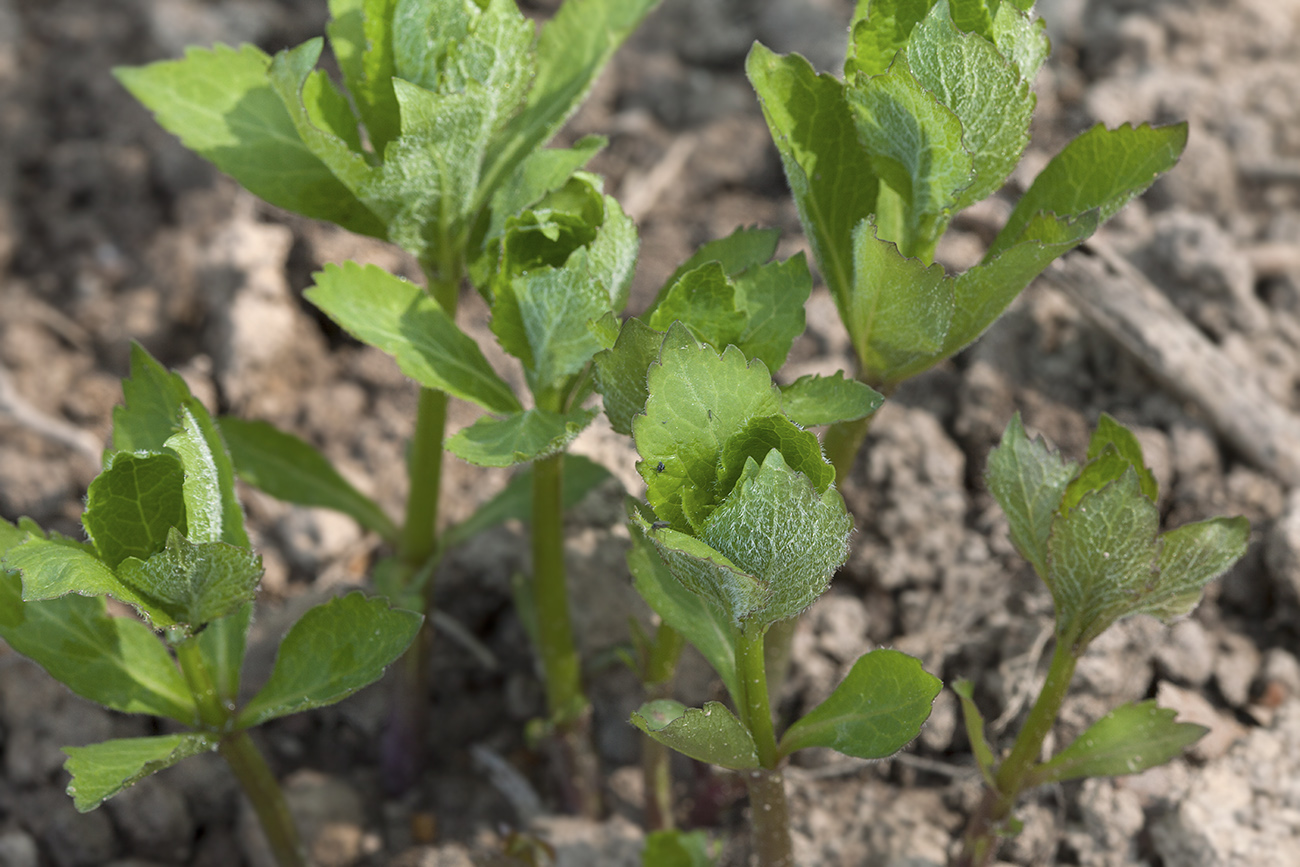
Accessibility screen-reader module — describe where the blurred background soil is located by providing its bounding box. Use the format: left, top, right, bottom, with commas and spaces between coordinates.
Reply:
2, 0, 1300, 864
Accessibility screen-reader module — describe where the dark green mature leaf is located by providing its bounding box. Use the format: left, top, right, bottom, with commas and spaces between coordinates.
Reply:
306, 262, 520, 414
778, 648, 940, 759
845, 219, 951, 383
444, 454, 614, 549
113, 45, 384, 236
627, 521, 740, 707
990, 122, 1189, 258
631, 700, 759, 770
446, 407, 598, 468
116, 529, 262, 633
593, 317, 670, 436
779, 372, 884, 427
748, 45, 879, 314
112, 343, 191, 455
237, 592, 422, 728
906, 3, 1033, 212
715, 415, 833, 502
64, 733, 218, 812
166, 401, 250, 548
1030, 701, 1207, 785
219, 417, 398, 540
635, 340, 783, 533
1136, 517, 1250, 623
697, 451, 852, 626
81, 452, 187, 569
986, 414, 1078, 577
847, 53, 971, 259
641, 830, 718, 867
952, 678, 997, 786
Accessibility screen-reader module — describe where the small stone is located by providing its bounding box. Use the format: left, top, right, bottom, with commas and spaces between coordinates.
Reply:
1214, 631, 1262, 709
0, 830, 39, 867
809, 593, 870, 664
1155, 681, 1247, 761
1154, 619, 1216, 687
105, 776, 194, 864
25, 789, 119, 867
238, 770, 366, 867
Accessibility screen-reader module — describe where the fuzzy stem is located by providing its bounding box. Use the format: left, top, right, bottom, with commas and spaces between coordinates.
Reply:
954, 637, 1079, 867
220, 731, 306, 867
175, 637, 229, 731
737, 622, 792, 867
745, 768, 794, 867
642, 622, 685, 830
737, 622, 777, 768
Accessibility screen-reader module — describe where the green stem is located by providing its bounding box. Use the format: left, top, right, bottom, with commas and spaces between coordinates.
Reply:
823, 414, 872, 485
955, 637, 1079, 867
642, 623, 685, 831
175, 637, 229, 731
736, 622, 791, 867
220, 730, 307, 867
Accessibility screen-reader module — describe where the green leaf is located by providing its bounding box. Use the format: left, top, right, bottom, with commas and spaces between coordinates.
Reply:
165, 401, 249, 548
952, 678, 996, 786
327, 0, 401, 154
63, 733, 217, 812
306, 262, 521, 414
111, 343, 191, 455
113, 44, 384, 236
634, 339, 783, 533
443, 454, 615, 548
483, 0, 661, 201
641, 830, 718, 867
116, 529, 262, 633
445, 407, 598, 468
1030, 700, 1207, 785
237, 592, 422, 728
847, 52, 972, 258
392, 0, 533, 104
630, 700, 759, 770
989, 122, 1189, 258
219, 417, 398, 540
627, 521, 741, 707
647, 263, 748, 352
779, 372, 884, 427
594, 317, 666, 436
0, 577, 195, 723
730, 253, 812, 372
844, 219, 952, 384
989, 2, 1049, 83
747, 44, 879, 314
778, 648, 941, 759
1136, 517, 1250, 623
81, 452, 187, 569
485, 135, 605, 243
5, 535, 164, 624
906, 3, 1033, 211
985, 413, 1078, 577
714, 415, 834, 502
654, 226, 782, 307
1087, 413, 1158, 502
847, 0, 930, 78
197, 603, 251, 710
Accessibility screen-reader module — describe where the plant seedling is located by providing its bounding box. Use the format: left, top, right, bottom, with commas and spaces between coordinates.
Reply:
115, 0, 659, 802
0, 345, 421, 867
600, 323, 940, 867
747, 0, 1189, 479
953, 413, 1249, 866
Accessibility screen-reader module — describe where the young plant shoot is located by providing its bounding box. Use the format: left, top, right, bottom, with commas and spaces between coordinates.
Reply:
748, 0, 1189, 479
0, 345, 421, 867
954, 414, 1249, 866
599, 322, 940, 867
115, 0, 659, 801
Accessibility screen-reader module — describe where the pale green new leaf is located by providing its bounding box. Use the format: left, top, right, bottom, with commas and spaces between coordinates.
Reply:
1031, 701, 1207, 785
446, 407, 598, 468
847, 0, 930, 78
1087, 413, 1158, 502
116, 529, 262, 632
948, 0, 994, 40
237, 592, 422, 728
715, 416, 833, 502
485, 135, 605, 242
990, 122, 1189, 258
627, 522, 740, 707
779, 372, 884, 427
907, 3, 1033, 210
990, 2, 1049, 83
111, 343, 191, 455
113, 45, 384, 236
730, 253, 812, 372
846, 219, 952, 384
219, 417, 398, 541
326, 0, 401, 154
64, 733, 218, 812
747, 44, 879, 313
647, 263, 748, 351
306, 262, 520, 414
634, 512, 768, 628
631, 700, 759, 770
654, 226, 782, 307
166, 402, 248, 547
952, 678, 997, 786
697, 451, 852, 626
0, 569, 194, 723
81, 452, 187, 569
6, 535, 163, 624
634, 340, 782, 533
847, 52, 971, 258
778, 648, 941, 759
986, 413, 1079, 578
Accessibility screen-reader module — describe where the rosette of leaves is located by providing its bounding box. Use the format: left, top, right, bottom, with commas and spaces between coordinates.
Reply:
747, 0, 1189, 475
0, 346, 420, 867
953, 414, 1249, 865
603, 329, 939, 866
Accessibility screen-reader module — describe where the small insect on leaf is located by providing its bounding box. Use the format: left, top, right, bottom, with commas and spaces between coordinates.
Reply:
651, 521, 670, 530
655, 461, 665, 473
